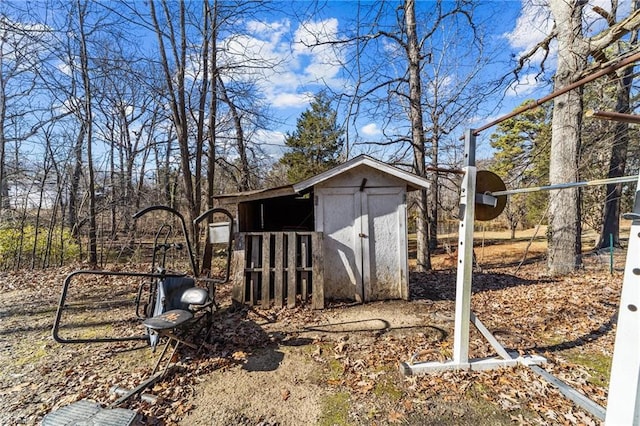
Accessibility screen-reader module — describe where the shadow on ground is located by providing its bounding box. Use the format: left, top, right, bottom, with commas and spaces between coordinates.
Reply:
409, 270, 556, 301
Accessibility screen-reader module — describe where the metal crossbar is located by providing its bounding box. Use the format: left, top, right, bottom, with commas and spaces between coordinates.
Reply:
401, 129, 640, 425
488, 175, 638, 197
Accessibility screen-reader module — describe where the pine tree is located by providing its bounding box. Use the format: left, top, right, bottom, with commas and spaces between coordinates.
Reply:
489, 100, 551, 233
279, 92, 344, 183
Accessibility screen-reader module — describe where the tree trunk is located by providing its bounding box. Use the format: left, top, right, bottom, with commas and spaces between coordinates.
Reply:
77, 0, 98, 267
405, 0, 431, 271
596, 64, 633, 249
428, 135, 438, 250
547, 0, 589, 275
0, 81, 7, 213
201, 0, 219, 275
150, 0, 204, 264
218, 76, 250, 191
596, 10, 637, 249
68, 124, 84, 238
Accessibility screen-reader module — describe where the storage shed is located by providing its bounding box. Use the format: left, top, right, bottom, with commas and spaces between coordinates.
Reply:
215, 155, 430, 308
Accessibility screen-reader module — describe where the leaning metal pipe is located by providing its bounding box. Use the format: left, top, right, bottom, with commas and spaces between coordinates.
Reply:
468, 50, 640, 137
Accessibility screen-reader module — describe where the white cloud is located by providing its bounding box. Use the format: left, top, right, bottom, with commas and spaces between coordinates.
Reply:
219, 17, 345, 111
292, 18, 344, 86
361, 123, 382, 137
271, 92, 313, 108
503, 1, 553, 53
502, 0, 557, 67
506, 72, 545, 97
504, 0, 623, 64
255, 128, 286, 146
293, 18, 338, 54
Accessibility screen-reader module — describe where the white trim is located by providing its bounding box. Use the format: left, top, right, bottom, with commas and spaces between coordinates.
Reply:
293, 155, 430, 193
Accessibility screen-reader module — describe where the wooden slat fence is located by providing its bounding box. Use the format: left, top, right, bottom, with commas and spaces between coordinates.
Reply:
231, 232, 324, 309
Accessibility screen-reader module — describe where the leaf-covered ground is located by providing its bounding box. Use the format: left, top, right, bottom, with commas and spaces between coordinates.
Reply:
0, 243, 624, 425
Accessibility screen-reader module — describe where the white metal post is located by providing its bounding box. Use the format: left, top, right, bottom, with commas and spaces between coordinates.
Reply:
605, 172, 640, 425
452, 130, 477, 366
399, 129, 544, 376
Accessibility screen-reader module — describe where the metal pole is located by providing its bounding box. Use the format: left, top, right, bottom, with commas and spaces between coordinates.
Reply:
610, 233, 614, 275
588, 110, 640, 124
452, 129, 477, 367
468, 50, 640, 136
488, 175, 638, 197
605, 171, 640, 425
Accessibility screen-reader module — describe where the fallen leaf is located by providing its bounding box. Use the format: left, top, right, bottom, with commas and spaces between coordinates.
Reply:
388, 410, 405, 423
281, 389, 290, 401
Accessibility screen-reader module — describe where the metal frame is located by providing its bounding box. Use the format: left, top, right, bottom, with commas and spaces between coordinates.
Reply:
400, 130, 546, 375
52, 269, 188, 344
488, 175, 638, 197
52, 205, 235, 346
401, 128, 640, 423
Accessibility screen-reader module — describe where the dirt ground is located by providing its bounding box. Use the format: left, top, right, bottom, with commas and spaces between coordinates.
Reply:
0, 232, 627, 425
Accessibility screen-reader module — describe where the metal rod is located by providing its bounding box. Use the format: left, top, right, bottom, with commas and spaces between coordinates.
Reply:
452, 129, 477, 367
489, 175, 639, 197
529, 365, 606, 421
587, 110, 640, 124
426, 165, 465, 175
468, 50, 640, 137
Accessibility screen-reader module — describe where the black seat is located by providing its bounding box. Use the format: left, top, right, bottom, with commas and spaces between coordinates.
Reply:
143, 286, 210, 377
144, 309, 194, 331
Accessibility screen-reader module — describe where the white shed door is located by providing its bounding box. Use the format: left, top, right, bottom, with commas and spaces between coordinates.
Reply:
362, 187, 407, 301
318, 187, 406, 302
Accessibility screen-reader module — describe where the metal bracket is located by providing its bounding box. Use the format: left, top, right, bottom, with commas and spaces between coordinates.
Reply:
475, 192, 497, 208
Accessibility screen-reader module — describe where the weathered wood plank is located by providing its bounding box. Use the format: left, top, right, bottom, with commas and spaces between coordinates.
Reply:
287, 232, 296, 308
273, 233, 284, 308
234, 231, 323, 309
311, 232, 324, 309
261, 233, 271, 307
231, 234, 246, 305
300, 235, 309, 300
249, 234, 260, 305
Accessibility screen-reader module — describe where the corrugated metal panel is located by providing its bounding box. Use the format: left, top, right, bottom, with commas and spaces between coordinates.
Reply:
42, 400, 137, 426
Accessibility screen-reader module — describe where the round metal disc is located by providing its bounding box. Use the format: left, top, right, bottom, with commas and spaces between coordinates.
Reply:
475, 170, 507, 221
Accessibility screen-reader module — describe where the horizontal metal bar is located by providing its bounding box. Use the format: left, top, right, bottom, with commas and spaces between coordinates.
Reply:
475, 193, 497, 207
489, 175, 638, 197
53, 269, 186, 344
468, 50, 640, 137
587, 110, 640, 124
529, 365, 606, 421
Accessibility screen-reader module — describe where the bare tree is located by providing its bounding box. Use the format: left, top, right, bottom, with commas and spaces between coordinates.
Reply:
546, 1, 640, 274
0, 14, 50, 215
594, 1, 639, 249
320, 1, 496, 271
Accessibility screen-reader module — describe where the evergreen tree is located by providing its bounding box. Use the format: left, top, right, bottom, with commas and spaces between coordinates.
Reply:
279, 92, 344, 183
489, 100, 552, 233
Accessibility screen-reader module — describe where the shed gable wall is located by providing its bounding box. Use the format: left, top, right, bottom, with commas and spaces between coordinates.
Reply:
314, 164, 409, 190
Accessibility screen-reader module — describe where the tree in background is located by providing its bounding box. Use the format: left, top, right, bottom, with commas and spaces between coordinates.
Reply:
279, 92, 344, 183
591, 2, 639, 250
528, 0, 640, 275
316, 0, 496, 271
489, 100, 551, 238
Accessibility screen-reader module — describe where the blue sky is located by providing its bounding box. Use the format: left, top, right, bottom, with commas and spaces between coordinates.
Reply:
219, 0, 551, 159
2, 0, 623, 166
223, 0, 628, 161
